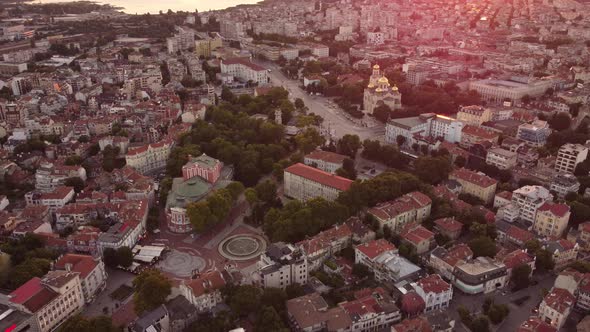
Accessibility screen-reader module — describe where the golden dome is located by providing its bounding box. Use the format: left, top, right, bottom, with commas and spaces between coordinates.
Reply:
392, 85, 399, 91
368, 83, 375, 88
373, 64, 380, 69
375, 87, 384, 92
378, 76, 389, 84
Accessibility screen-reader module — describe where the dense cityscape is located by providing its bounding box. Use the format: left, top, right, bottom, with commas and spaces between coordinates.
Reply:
0, 0, 589, 331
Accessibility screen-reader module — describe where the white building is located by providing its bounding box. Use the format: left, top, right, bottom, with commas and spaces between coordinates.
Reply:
180, 270, 227, 312
550, 173, 580, 199
385, 113, 464, 146
367, 32, 385, 45
125, 139, 174, 174
517, 120, 551, 148
511, 185, 553, 223
303, 150, 348, 174
486, 147, 517, 170
452, 257, 508, 294
257, 242, 308, 289
220, 58, 268, 85
368, 191, 432, 232
355, 239, 421, 283
538, 287, 575, 330
25, 186, 75, 213
284, 163, 352, 202
555, 143, 588, 174
413, 274, 453, 313
469, 78, 554, 103
9, 271, 85, 332
54, 254, 107, 303
220, 20, 244, 39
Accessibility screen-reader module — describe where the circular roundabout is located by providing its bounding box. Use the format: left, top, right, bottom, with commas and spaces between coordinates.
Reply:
157, 249, 206, 278
218, 234, 267, 261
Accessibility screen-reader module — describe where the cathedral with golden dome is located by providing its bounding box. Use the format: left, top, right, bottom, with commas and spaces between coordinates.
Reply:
363, 64, 402, 115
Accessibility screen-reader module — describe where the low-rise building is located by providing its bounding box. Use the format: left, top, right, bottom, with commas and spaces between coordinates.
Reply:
457, 105, 493, 125
449, 168, 498, 205
486, 147, 517, 170
502, 249, 535, 280
517, 120, 551, 148
555, 143, 588, 174
460, 125, 499, 149
367, 191, 432, 232
545, 239, 579, 270
181, 154, 222, 184
413, 274, 453, 313
125, 139, 174, 174
550, 173, 580, 199
429, 244, 473, 280
538, 287, 575, 330
25, 186, 75, 213
402, 225, 435, 255
304, 150, 348, 174
257, 242, 308, 289
180, 270, 227, 312
284, 163, 352, 202
517, 316, 557, 332
8, 271, 85, 332
452, 257, 508, 294
433, 217, 463, 240
54, 254, 107, 303
220, 58, 268, 85
286, 292, 352, 332
533, 202, 571, 238
511, 185, 553, 223
355, 239, 421, 283
297, 223, 352, 271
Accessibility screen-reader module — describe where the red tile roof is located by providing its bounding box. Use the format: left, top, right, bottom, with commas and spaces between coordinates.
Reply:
403, 226, 435, 246
355, 239, 396, 260
502, 249, 534, 269
54, 254, 99, 279
222, 57, 266, 71
400, 292, 425, 316
450, 168, 498, 188
22, 287, 58, 312
580, 221, 590, 233
416, 274, 451, 294
434, 218, 463, 233
9, 277, 43, 305
285, 163, 353, 191
369, 191, 431, 220
506, 226, 535, 244
517, 316, 557, 332
392, 317, 433, 332
185, 270, 226, 297
542, 288, 575, 314
305, 150, 348, 164
537, 202, 570, 218
297, 223, 352, 255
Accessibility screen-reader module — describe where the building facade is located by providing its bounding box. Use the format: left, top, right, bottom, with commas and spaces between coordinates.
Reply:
284, 163, 352, 202
125, 139, 174, 174
555, 143, 588, 174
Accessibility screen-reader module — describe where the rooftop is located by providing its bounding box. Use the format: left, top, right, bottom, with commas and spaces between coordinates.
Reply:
285, 163, 352, 191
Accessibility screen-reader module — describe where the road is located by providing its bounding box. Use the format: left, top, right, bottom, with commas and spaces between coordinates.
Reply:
255, 60, 385, 141
445, 272, 555, 331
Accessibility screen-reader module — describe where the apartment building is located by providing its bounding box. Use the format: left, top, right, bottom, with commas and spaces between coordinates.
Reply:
220, 58, 268, 85
297, 223, 352, 271
219, 20, 244, 39
304, 150, 348, 174
166, 27, 195, 54
180, 270, 227, 312
486, 147, 517, 169
413, 274, 453, 313
385, 113, 464, 146
545, 239, 579, 270
368, 191, 432, 232
9, 271, 85, 332
257, 242, 308, 289
125, 139, 174, 174
538, 288, 575, 330
469, 78, 554, 103
452, 257, 508, 294
517, 120, 551, 148
35, 162, 87, 192
550, 173, 580, 199
25, 186, 75, 213
456, 105, 493, 125
533, 202, 571, 238
284, 163, 352, 202
511, 185, 553, 223
194, 34, 223, 58
460, 125, 500, 149
54, 254, 107, 303
555, 143, 588, 174
449, 168, 498, 204
355, 239, 421, 283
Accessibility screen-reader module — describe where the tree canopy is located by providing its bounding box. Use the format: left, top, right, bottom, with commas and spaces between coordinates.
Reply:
133, 269, 172, 314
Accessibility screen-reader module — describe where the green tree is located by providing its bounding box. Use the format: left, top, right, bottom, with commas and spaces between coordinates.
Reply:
254, 306, 288, 332
468, 236, 497, 258
226, 181, 245, 200
58, 315, 120, 332
9, 258, 51, 290
133, 269, 172, 314
510, 264, 532, 290
336, 158, 357, 180
414, 156, 452, 184
396, 135, 406, 147
260, 287, 287, 312
337, 134, 361, 158
116, 247, 134, 268
373, 104, 392, 123
294, 98, 305, 110
64, 155, 83, 166
64, 177, 85, 193
255, 180, 278, 204
103, 248, 119, 268
549, 112, 572, 131
454, 155, 467, 168
535, 249, 555, 272
225, 285, 262, 316
471, 316, 491, 332
295, 128, 325, 153
244, 188, 259, 208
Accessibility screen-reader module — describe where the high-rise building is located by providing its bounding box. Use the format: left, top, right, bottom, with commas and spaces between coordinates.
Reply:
220, 20, 244, 39
555, 143, 588, 174
517, 120, 551, 148
511, 185, 553, 223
